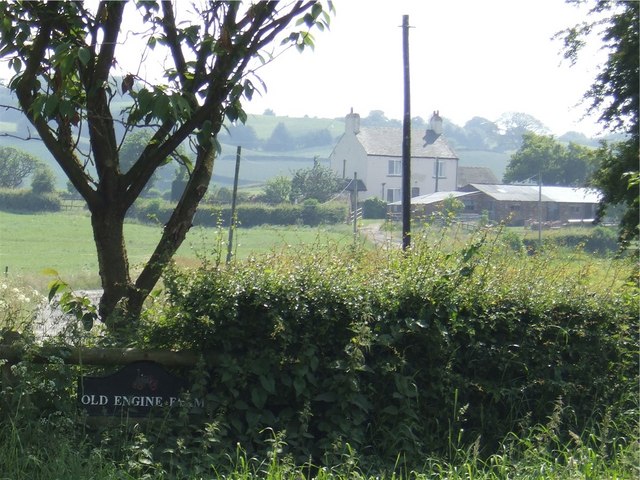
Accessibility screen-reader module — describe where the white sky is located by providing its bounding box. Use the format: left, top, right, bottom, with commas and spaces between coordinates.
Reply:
243, 0, 607, 137
0, 0, 608, 137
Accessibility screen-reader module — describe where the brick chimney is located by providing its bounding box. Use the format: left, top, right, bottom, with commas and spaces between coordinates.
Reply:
345, 108, 360, 134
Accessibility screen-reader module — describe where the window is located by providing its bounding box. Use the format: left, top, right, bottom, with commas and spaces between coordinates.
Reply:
411, 187, 420, 197
386, 188, 401, 203
388, 159, 402, 176
433, 160, 446, 178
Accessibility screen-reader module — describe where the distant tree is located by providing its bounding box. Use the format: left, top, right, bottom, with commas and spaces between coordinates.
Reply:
66, 179, 81, 199
0, 0, 332, 328
263, 175, 292, 204
558, 131, 599, 147
503, 132, 598, 186
119, 130, 158, 194
31, 164, 57, 194
291, 158, 341, 202
463, 117, 501, 151
411, 116, 427, 129
298, 128, 333, 148
263, 108, 276, 116
264, 122, 294, 151
221, 123, 260, 149
361, 110, 401, 128
558, 0, 639, 241
0, 146, 38, 188
497, 112, 550, 150
441, 120, 468, 149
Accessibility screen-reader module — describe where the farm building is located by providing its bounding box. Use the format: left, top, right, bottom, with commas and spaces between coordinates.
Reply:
458, 184, 602, 226
329, 110, 459, 202
388, 184, 602, 227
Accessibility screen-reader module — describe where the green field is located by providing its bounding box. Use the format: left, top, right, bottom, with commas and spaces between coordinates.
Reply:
0, 210, 360, 290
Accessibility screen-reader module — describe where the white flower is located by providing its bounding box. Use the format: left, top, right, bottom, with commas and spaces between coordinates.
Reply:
0, 284, 7, 290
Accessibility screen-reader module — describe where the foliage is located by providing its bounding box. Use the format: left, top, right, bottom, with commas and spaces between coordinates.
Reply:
128, 199, 347, 228
264, 122, 294, 151
0, 0, 334, 329
0, 188, 61, 212
558, 0, 639, 241
503, 132, 598, 186
0, 236, 637, 477
291, 160, 342, 203
262, 175, 292, 204
30, 164, 57, 194
362, 197, 387, 219
138, 232, 638, 465
0, 145, 39, 188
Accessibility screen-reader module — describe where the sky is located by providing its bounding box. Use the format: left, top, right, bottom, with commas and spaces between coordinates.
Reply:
0, 0, 608, 137
241, 0, 608, 137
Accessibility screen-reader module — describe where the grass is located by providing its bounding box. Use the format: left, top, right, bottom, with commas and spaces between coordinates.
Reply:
0, 210, 360, 290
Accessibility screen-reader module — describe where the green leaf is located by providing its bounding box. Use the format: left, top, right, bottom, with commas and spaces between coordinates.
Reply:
82, 312, 94, 331
259, 374, 276, 395
251, 387, 267, 409
44, 95, 60, 118
47, 280, 65, 302
77, 47, 90, 66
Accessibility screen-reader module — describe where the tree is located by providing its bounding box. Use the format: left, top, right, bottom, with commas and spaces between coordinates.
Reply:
290, 159, 341, 203
264, 122, 294, 151
558, 0, 639, 241
31, 164, 57, 194
0, 1, 332, 330
263, 175, 292, 204
503, 132, 598, 187
496, 112, 550, 151
0, 146, 39, 188
462, 117, 501, 151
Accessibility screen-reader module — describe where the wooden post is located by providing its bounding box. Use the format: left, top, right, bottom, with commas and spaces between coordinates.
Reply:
227, 146, 242, 264
353, 172, 359, 237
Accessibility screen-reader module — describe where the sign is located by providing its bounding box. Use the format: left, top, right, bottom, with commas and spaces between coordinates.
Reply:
78, 361, 203, 417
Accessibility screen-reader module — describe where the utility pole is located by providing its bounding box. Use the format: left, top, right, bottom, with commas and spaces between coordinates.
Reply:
401, 14, 411, 251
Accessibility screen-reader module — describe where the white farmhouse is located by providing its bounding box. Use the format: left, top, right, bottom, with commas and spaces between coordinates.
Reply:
329, 110, 459, 202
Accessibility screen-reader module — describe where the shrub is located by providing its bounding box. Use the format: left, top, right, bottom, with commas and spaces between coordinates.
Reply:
362, 197, 387, 219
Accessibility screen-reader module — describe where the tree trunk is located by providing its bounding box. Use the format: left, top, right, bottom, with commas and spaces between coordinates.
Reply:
128, 146, 217, 318
90, 207, 134, 330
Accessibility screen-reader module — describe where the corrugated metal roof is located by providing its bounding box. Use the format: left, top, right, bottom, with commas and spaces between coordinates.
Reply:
467, 184, 602, 203
356, 127, 458, 159
389, 191, 477, 206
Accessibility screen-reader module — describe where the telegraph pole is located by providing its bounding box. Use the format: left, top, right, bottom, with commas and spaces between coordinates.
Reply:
401, 15, 411, 251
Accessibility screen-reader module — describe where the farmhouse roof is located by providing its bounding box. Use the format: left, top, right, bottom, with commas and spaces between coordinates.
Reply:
463, 184, 602, 203
356, 126, 458, 159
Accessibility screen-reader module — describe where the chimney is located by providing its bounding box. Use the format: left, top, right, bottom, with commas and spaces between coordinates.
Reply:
345, 108, 360, 134
424, 110, 443, 145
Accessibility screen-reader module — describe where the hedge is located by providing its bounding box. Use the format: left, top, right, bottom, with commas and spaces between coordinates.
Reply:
0, 189, 61, 212
128, 200, 348, 227
142, 236, 638, 465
